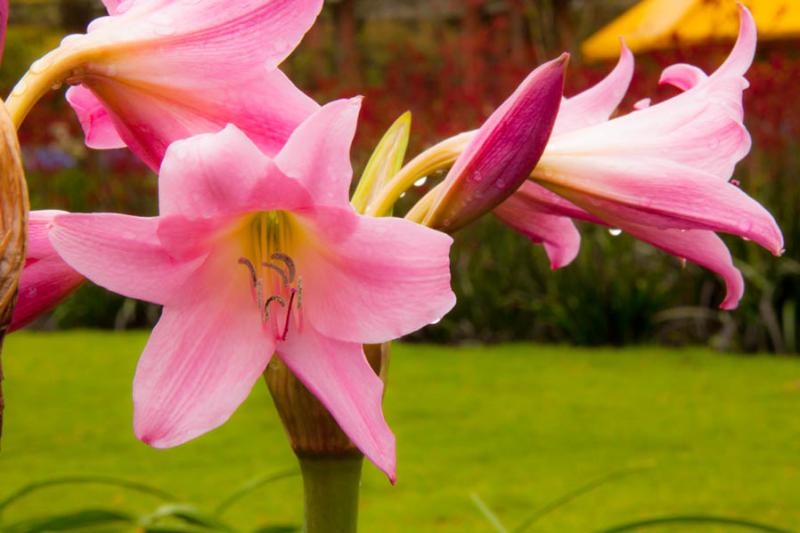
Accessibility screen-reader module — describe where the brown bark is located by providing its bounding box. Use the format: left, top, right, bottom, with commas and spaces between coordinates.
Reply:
0, 102, 28, 447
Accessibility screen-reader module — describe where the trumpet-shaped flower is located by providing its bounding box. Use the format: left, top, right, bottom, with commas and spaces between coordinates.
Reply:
495, 5, 782, 308
10, 0, 322, 170
48, 100, 456, 480
9, 211, 84, 332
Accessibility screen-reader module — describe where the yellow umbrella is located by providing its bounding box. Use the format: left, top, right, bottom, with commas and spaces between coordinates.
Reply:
582, 0, 800, 62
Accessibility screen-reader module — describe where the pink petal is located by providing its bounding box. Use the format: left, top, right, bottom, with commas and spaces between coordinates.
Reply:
543, 75, 751, 182
134, 247, 274, 447
553, 42, 633, 136
298, 207, 455, 344
607, 218, 745, 310
112, 0, 323, 72
87, 71, 318, 171
541, 160, 783, 255
425, 55, 567, 232
68, 0, 323, 168
275, 99, 362, 209
159, 124, 311, 220
65, 86, 126, 150
10, 211, 84, 331
49, 212, 203, 305
715, 4, 757, 79
101, 0, 128, 15
659, 64, 708, 91
277, 324, 395, 481
494, 195, 581, 270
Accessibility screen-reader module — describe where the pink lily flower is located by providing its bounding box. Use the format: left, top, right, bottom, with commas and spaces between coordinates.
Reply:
9, 211, 85, 332
495, 5, 782, 309
48, 100, 456, 480
50, 0, 322, 169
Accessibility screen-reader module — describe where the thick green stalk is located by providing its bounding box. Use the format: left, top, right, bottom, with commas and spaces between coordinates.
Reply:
299, 455, 363, 533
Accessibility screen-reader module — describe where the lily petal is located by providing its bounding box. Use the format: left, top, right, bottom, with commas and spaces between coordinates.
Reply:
542, 160, 783, 255
494, 195, 581, 270
299, 207, 455, 344
65, 86, 126, 150
606, 217, 745, 310
10, 211, 84, 331
49, 213, 203, 305
159, 124, 310, 220
65, 0, 323, 169
554, 42, 634, 135
659, 64, 708, 91
277, 325, 395, 480
134, 247, 274, 448
275, 98, 362, 209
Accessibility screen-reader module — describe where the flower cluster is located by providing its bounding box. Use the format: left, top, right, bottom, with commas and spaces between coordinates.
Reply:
6, 1, 781, 480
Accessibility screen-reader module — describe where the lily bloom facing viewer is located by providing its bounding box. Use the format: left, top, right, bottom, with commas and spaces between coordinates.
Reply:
48, 100, 456, 481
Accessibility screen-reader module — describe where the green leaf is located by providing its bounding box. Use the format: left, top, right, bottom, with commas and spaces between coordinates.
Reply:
2, 508, 134, 532
598, 514, 794, 532
514, 467, 647, 532
214, 468, 298, 517
351, 111, 411, 214
0, 476, 176, 516
251, 526, 301, 533
140, 503, 234, 532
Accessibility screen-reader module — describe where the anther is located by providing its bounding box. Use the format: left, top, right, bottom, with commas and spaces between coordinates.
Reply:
238, 257, 258, 287
264, 295, 286, 321
271, 253, 296, 283
263, 262, 290, 287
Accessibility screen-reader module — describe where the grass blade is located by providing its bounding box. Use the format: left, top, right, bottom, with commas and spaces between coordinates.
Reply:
514, 467, 646, 532
0, 476, 176, 515
214, 469, 298, 516
2, 508, 134, 532
470, 493, 509, 533
598, 514, 794, 532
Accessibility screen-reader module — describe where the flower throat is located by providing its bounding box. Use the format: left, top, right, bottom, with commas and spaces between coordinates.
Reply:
238, 211, 302, 340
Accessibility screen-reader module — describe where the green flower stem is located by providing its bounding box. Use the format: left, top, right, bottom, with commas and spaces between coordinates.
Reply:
299, 454, 363, 533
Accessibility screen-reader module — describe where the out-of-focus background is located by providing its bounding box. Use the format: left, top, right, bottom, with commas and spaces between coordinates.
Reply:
7, 0, 800, 353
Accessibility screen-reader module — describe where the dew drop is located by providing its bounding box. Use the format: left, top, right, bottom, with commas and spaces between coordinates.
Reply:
399, 192, 406, 199
431, 317, 442, 325
11, 80, 28, 97
30, 57, 52, 74
470, 170, 483, 182
414, 176, 428, 187
608, 228, 622, 236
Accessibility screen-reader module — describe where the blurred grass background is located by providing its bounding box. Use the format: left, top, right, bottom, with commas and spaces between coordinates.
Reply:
2, 332, 800, 531
5, 0, 800, 352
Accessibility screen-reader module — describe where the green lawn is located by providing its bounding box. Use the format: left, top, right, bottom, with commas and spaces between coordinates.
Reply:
1, 331, 800, 532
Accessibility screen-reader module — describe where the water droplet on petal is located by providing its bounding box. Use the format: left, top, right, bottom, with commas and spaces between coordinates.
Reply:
414, 176, 428, 187
608, 228, 622, 236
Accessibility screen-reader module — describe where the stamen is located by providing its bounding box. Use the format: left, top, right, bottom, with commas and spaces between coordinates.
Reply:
264, 294, 286, 321
271, 253, 296, 283
263, 262, 290, 287
238, 257, 257, 287
296, 277, 303, 310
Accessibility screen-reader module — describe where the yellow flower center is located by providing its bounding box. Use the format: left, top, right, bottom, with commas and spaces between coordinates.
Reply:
238, 211, 303, 339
